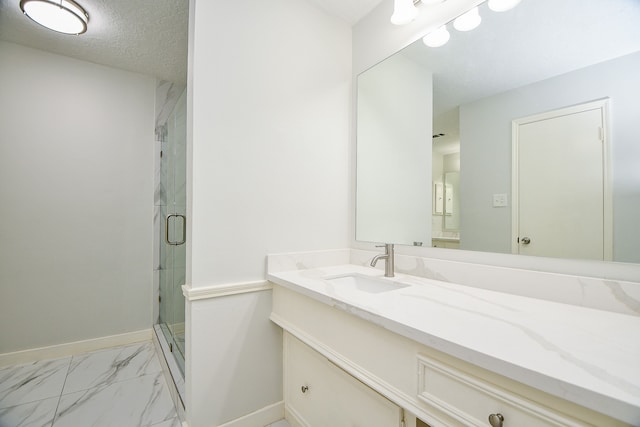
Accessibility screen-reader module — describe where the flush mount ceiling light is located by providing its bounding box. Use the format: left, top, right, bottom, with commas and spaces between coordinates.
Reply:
423, 25, 450, 47
20, 0, 89, 35
488, 0, 521, 12
391, 0, 419, 26
453, 6, 481, 31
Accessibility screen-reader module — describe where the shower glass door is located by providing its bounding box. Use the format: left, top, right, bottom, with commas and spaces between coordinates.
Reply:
159, 89, 187, 374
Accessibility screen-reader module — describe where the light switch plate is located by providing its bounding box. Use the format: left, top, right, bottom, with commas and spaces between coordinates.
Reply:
493, 193, 508, 207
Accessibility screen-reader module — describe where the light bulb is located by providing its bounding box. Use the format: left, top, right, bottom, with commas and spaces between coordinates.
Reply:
390, 0, 418, 26
20, 0, 88, 35
453, 7, 481, 32
423, 26, 450, 47
488, 0, 521, 12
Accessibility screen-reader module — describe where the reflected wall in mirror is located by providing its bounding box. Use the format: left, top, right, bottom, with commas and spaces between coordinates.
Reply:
356, 0, 640, 263
356, 50, 432, 246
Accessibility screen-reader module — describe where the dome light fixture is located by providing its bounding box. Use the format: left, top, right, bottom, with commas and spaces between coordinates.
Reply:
487, 0, 521, 12
453, 6, 481, 32
20, 0, 89, 35
423, 25, 450, 48
390, 0, 418, 26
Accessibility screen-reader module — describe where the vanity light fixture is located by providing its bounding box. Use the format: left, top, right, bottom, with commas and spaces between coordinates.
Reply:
453, 7, 482, 31
391, 0, 419, 26
423, 25, 450, 47
20, 0, 89, 35
391, 0, 446, 26
421, 0, 522, 48
487, 0, 521, 12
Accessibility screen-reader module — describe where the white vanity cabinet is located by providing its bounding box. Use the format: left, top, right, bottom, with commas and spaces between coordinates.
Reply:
284, 332, 403, 426
271, 284, 631, 427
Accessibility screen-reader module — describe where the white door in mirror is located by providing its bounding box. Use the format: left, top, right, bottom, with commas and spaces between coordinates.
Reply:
513, 100, 610, 260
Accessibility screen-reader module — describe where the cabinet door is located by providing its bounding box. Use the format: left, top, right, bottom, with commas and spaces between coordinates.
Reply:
285, 333, 401, 427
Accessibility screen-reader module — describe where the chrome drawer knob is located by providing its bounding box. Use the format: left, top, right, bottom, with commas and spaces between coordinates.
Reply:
488, 413, 504, 427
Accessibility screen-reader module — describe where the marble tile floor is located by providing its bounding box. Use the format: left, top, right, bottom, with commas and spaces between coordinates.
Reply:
0, 341, 180, 427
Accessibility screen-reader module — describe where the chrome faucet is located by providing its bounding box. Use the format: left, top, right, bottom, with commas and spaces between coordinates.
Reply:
370, 244, 395, 277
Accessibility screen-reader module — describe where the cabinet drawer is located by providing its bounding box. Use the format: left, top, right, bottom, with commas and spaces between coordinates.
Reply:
417, 354, 587, 427
285, 333, 401, 427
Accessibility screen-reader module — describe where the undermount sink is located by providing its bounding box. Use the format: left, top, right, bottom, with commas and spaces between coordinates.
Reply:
325, 273, 410, 294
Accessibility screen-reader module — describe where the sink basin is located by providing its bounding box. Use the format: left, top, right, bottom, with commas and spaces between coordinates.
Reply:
325, 274, 410, 294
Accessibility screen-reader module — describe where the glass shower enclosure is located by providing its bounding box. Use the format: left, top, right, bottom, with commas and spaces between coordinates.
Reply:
158, 88, 187, 376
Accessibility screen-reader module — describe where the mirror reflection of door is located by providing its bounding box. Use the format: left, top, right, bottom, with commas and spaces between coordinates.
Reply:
432, 138, 460, 248
512, 100, 612, 260
444, 171, 460, 231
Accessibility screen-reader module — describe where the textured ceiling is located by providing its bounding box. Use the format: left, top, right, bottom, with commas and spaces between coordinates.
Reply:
0, 0, 383, 85
0, 0, 189, 84
396, 0, 640, 140
402, 0, 640, 117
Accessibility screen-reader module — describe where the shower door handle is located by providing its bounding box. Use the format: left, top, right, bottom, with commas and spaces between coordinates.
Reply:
165, 214, 186, 245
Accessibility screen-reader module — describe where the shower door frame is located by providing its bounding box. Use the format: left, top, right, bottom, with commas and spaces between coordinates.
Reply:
158, 89, 187, 375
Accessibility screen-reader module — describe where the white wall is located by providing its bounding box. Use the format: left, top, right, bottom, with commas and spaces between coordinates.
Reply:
459, 52, 640, 262
0, 41, 155, 354
186, 291, 283, 426
189, 0, 351, 287
186, 0, 351, 425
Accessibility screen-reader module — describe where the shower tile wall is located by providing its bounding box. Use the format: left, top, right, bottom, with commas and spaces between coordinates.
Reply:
154, 80, 184, 324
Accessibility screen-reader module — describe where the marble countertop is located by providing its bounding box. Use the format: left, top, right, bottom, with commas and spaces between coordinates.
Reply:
268, 264, 640, 425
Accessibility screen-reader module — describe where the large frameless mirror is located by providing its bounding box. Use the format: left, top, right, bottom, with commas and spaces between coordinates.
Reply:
356, 0, 640, 263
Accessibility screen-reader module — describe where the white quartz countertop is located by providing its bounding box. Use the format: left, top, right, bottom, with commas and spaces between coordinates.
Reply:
267, 264, 640, 425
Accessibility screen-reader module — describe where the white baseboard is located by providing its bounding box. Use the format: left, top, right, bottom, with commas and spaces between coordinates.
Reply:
0, 329, 152, 367
216, 401, 284, 427
284, 405, 308, 427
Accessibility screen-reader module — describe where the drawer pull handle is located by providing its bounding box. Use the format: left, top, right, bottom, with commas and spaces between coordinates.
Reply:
488, 413, 504, 427
301, 385, 309, 393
